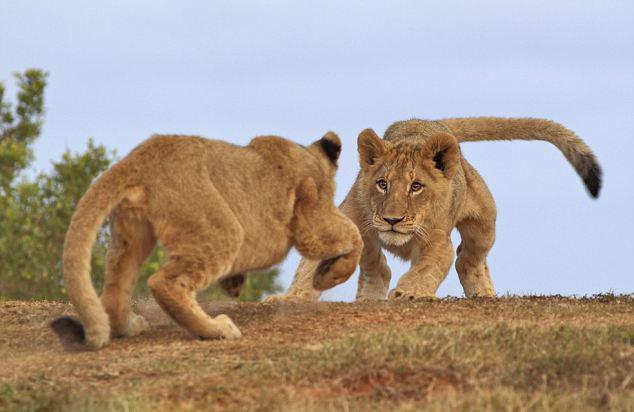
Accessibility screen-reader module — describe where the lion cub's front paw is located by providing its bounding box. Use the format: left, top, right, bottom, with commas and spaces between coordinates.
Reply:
357, 292, 387, 301
388, 288, 437, 301
85, 327, 111, 350
313, 255, 355, 291
356, 280, 389, 301
263, 291, 321, 303
213, 314, 242, 340
263, 294, 289, 303
263, 294, 296, 303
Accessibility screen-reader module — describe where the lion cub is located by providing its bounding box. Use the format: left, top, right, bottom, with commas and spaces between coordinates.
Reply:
272, 117, 602, 302
51, 132, 362, 349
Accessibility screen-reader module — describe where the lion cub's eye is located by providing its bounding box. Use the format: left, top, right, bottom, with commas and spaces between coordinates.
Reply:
410, 182, 424, 192
376, 179, 388, 191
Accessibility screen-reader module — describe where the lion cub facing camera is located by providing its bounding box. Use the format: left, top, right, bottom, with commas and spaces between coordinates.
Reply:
50, 132, 362, 349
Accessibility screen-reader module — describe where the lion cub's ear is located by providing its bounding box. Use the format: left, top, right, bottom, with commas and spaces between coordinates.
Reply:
423, 133, 461, 178
309, 131, 342, 166
358, 128, 387, 170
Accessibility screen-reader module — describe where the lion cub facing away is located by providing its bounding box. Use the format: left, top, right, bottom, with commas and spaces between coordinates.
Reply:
50, 132, 362, 349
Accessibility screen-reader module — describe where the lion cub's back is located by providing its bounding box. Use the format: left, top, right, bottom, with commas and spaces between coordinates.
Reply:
126, 134, 262, 177
125, 134, 287, 212
129, 134, 242, 165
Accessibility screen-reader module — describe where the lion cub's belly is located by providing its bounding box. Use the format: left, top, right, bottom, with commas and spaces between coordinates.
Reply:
229, 226, 293, 274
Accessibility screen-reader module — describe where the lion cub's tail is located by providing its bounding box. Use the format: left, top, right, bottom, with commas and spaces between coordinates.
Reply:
439, 117, 602, 197
50, 162, 138, 350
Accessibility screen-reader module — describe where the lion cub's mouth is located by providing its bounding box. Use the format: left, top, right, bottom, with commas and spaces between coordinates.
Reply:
377, 230, 413, 246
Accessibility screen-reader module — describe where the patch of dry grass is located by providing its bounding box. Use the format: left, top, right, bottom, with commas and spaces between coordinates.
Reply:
0, 295, 632, 411
280, 323, 633, 409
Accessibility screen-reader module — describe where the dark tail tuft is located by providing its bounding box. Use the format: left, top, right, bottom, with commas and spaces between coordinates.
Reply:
579, 154, 602, 198
50, 316, 87, 350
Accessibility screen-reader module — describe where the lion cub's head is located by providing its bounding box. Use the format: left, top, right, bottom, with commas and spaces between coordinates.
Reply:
356, 128, 461, 246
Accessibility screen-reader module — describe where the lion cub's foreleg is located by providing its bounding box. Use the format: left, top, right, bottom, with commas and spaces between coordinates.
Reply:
292, 180, 363, 291
266, 217, 361, 302
293, 210, 363, 292
264, 259, 323, 302
388, 231, 454, 300
100, 206, 156, 338
356, 237, 392, 301
455, 217, 496, 298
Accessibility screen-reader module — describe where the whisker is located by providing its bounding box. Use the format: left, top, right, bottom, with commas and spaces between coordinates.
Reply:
359, 219, 376, 236
414, 226, 432, 248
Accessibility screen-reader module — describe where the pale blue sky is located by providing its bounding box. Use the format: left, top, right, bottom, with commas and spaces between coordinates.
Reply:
1, 1, 632, 300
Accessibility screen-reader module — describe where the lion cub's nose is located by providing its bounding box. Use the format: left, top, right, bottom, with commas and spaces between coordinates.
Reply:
383, 216, 404, 226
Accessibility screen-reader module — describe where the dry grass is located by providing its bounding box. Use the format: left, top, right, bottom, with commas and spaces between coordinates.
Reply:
0, 295, 632, 411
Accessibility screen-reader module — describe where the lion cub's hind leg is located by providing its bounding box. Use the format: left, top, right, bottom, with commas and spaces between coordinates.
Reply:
101, 205, 156, 338
148, 258, 242, 340
455, 217, 496, 298
147, 193, 243, 340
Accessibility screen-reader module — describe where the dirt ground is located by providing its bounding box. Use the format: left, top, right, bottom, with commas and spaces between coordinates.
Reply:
1, 295, 633, 411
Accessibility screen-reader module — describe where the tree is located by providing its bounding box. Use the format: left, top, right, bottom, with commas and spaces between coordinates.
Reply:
0, 69, 47, 194
0, 140, 114, 299
0, 69, 282, 301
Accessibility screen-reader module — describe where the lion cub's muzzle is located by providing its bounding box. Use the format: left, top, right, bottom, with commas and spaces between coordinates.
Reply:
373, 214, 417, 246
373, 214, 414, 234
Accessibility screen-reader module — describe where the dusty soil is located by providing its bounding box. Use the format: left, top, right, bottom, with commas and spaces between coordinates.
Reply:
1, 296, 633, 411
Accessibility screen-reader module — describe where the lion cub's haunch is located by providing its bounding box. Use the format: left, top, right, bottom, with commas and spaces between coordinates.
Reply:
271, 117, 602, 302
50, 132, 362, 349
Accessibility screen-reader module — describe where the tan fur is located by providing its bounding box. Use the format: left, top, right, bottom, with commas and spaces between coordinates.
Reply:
269, 117, 601, 302
59, 132, 362, 349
